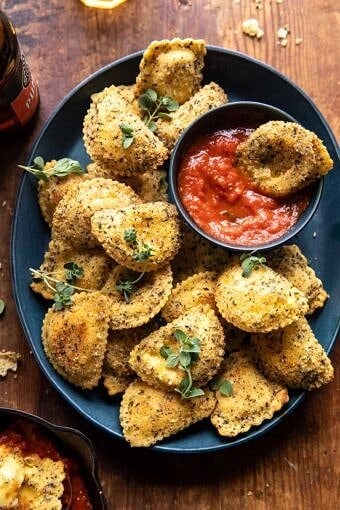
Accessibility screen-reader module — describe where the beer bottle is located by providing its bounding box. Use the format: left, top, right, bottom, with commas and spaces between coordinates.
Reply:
0, 10, 39, 132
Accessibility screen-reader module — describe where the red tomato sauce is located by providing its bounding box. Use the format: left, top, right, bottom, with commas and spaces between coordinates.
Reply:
178, 128, 311, 246
0, 421, 93, 510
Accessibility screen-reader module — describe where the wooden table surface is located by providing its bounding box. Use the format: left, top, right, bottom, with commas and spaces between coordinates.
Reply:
0, 0, 339, 508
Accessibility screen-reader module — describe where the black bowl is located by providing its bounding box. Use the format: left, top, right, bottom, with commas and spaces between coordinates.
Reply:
0, 407, 107, 510
169, 101, 323, 252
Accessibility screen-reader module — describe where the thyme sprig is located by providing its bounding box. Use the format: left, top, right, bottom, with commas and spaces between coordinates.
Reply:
139, 89, 179, 132
240, 251, 267, 277
116, 271, 145, 303
19, 157, 84, 181
124, 228, 154, 262
160, 329, 204, 399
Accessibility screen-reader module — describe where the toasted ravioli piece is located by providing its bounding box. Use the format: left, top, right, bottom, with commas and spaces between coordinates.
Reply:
161, 271, 217, 322
210, 349, 289, 437
172, 224, 230, 283
0, 445, 25, 508
120, 379, 215, 447
215, 261, 308, 333
266, 244, 328, 314
52, 178, 141, 249
235, 121, 333, 196
101, 264, 173, 330
157, 82, 227, 149
42, 292, 110, 389
92, 202, 180, 272
135, 38, 206, 104
129, 305, 225, 390
38, 160, 88, 226
250, 317, 334, 389
103, 323, 156, 396
31, 238, 113, 300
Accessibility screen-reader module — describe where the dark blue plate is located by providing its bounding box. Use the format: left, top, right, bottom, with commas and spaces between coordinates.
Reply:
11, 47, 340, 453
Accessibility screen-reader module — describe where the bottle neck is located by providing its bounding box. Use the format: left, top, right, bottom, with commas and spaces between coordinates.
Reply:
0, 10, 19, 84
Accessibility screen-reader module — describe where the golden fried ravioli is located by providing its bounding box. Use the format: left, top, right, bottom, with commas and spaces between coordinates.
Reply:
52, 178, 140, 249
161, 271, 217, 322
129, 305, 225, 391
31, 238, 113, 300
210, 349, 289, 437
156, 82, 227, 149
101, 264, 173, 330
91, 202, 180, 272
250, 317, 334, 389
120, 379, 215, 447
215, 261, 309, 333
235, 121, 333, 196
135, 38, 206, 104
266, 244, 328, 314
42, 292, 110, 389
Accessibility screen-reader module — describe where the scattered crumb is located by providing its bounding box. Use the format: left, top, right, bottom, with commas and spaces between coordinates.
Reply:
0, 262, 2, 270
265, 483, 270, 487
313, 232, 317, 238
0, 351, 21, 377
277, 26, 290, 46
242, 19, 264, 39
295, 37, 303, 45
234, 0, 240, 3
2, 201, 6, 207
247, 491, 254, 496
276, 0, 283, 3
284, 457, 298, 471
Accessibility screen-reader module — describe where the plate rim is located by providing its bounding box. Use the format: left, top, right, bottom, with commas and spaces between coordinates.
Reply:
11, 46, 340, 454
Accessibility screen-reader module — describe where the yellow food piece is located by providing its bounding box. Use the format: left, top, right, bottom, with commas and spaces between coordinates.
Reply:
31, 238, 113, 300
215, 261, 309, 333
129, 305, 225, 390
0, 445, 25, 509
91, 202, 180, 272
161, 271, 217, 322
235, 121, 333, 196
0, 351, 20, 377
156, 82, 227, 149
101, 263, 173, 329
266, 244, 328, 314
135, 38, 206, 104
210, 349, 289, 437
42, 291, 110, 389
120, 379, 215, 447
52, 177, 141, 249
250, 317, 334, 389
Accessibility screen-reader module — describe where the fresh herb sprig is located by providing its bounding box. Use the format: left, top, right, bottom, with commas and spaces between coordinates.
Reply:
160, 329, 204, 399
139, 89, 179, 132
64, 262, 84, 284
19, 157, 84, 181
116, 272, 145, 303
124, 228, 154, 263
211, 378, 233, 396
120, 124, 134, 149
240, 251, 267, 277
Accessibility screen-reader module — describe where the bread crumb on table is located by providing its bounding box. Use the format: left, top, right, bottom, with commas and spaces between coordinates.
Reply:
241, 19, 264, 39
0, 351, 21, 377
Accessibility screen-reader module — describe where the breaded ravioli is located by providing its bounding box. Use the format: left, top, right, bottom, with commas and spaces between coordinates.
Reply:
120, 379, 215, 447
161, 271, 217, 322
156, 82, 227, 149
42, 292, 110, 389
101, 264, 173, 330
129, 305, 225, 391
266, 244, 328, 314
31, 238, 113, 300
215, 260, 309, 333
102, 323, 156, 396
135, 38, 206, 105
91, 202, 180, 272
210, 349, 289, 437
52, 178, 141, 249
235, 121, 333, 196
250, 317, 334, 389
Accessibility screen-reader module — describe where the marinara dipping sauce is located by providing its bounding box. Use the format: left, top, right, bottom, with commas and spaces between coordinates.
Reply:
178, 128, 311, 246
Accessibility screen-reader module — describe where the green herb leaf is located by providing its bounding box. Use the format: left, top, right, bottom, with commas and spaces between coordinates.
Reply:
0, 299, 5, 315
120, 123, 134, 149
53, 282, 74, 310
219, 380, 233, 396
240, 251, 267, 277
64, 262, 84, 283
179, 351, 191, 368
184, 387, 205, 398
158, 112, 173, 120
132, 244, 154, 262
148, 120, 158, 132
19, 156, 48, 181
174, 329, 187, 343
124, 228, 137, 244
50, 158, 84, 177
160, 345, 173, 359
161, 96, 179, 111
138, 90, 179, 132
139, 89, 157, 110
166, 353, 180, 368
115, 271, 144, 303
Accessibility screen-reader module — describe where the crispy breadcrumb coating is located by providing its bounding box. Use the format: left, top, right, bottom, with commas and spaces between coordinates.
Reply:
42, 292, 110, 389
120, 379, 215, 447
210, 348, 289, 436
156, 82, 227, 149
91, 202, 180, 272
250, 317, 334, 389
266, 244, 328, 314
135, 38, 206, 104
215, 260, 309, 332
235, 121, 333, 196
129, 305, 225, 391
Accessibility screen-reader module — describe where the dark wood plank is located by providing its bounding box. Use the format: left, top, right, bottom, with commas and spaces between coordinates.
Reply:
0, 1, 339, 509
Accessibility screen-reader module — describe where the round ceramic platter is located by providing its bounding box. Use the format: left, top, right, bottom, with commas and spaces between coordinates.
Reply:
11, 47, 340, 453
